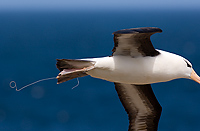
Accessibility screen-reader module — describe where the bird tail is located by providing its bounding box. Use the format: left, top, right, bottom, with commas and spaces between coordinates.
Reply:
56, 59, 95, 84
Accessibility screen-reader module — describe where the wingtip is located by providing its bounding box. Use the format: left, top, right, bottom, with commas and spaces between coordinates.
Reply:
113, 27, 162, 34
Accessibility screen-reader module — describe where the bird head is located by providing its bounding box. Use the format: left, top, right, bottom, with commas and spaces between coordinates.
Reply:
183, 58, 200, 84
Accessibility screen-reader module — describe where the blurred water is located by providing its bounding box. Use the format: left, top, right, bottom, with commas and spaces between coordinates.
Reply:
1, 10, 200, 131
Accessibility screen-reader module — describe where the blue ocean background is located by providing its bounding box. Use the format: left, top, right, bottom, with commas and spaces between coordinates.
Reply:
1, 10, 200, 131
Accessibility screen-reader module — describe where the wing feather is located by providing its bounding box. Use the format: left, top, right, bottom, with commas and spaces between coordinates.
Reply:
114, 83, 162, 131
112, 27, 162, 57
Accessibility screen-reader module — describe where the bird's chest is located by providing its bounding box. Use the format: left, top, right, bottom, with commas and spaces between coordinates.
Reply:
87, 56, 170, 84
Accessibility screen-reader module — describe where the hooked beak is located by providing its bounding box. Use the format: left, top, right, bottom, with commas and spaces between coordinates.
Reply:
190, 69, 200, 84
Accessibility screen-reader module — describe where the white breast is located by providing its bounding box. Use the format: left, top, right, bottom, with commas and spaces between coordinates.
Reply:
86, 50, 189, 84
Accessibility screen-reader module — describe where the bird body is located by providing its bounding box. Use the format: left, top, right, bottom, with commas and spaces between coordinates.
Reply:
85, 49, 192, 84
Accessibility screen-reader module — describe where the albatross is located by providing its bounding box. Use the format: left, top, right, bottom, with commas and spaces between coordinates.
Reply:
56, 27, 200, 131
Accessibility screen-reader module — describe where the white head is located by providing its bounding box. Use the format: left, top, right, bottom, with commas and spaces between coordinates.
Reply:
157, 50, 200, 84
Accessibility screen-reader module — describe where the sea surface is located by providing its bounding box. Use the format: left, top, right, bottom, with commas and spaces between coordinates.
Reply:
1, 9, 200, 131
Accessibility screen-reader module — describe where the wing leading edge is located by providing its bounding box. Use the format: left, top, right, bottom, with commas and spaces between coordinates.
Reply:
114, 83, 162, 131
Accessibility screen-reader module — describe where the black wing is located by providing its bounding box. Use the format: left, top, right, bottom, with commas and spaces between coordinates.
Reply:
114, 83, 162, 131
112, 27, 162, 57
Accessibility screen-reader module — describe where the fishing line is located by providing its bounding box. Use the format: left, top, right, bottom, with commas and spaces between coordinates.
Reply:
72, 78, 79, 89
9, 77, 57, 91
9, 77, 80, 91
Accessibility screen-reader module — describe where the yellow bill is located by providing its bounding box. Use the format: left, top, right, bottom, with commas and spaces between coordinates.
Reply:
191, 69, 200, 84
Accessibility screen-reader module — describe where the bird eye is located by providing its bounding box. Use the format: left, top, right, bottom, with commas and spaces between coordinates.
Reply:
184, 60, 192, 68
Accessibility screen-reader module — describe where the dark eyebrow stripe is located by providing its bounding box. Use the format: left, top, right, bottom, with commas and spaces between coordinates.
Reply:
184, 60, 192, 68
